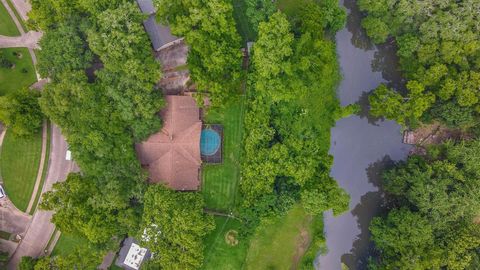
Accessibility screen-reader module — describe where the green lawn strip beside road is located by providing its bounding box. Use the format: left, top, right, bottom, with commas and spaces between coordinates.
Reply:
0, 129, 42, 212
0, 2, 19, 36
202, 95, 245, 211
0, 48, 37, 95
244, 204, 314, 270
29, 121, 51, 215
51, 232, 90, 256
4, 0, 27, 32
202, 216, 248, 270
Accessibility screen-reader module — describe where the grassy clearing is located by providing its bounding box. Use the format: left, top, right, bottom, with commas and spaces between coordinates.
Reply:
232, 0, 255, 44
51, 232, 90, 256
0, 2, 19, 36
0, 48, 37, 95
202, 216, 249, 270
29, 121, 50, 215
202, 95, 245, 211
0, 129, 42, 212
4, 0, 27, 32
244, 205, 314, 270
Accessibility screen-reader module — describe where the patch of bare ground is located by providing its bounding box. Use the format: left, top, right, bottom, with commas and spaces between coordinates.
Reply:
403, 122, 472, 155
291, 215, 313, 270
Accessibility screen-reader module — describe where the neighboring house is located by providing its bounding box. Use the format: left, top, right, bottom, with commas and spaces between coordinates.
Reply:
115, 237, 151, 270
136, 95, 202, 191
136, 0, 183, 51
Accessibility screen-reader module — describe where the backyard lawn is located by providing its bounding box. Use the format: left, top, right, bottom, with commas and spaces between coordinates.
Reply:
244, 205, 315, 270
0, 129, 42, 212
202, 95, 245, 211
0, 48, 37, 95
202, 216, 248, 270
51, 233, 90, 256
0, 2, 19, 36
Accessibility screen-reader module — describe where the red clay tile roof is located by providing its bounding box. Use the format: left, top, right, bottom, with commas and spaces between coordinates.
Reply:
136, 95, 202, 190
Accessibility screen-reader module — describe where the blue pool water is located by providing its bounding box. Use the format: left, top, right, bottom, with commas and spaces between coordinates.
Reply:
200, 129, 221, 156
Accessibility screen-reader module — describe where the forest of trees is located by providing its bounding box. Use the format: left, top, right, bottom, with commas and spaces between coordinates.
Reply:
239, 1, 350, 230
360, 0, 480, 129
358, 1, 480, 269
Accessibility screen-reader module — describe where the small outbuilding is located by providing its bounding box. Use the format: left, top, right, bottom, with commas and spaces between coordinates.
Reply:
115, 237, 151, 270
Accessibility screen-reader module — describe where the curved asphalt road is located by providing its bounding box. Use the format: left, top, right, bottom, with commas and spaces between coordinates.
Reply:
7, 125, 77, 269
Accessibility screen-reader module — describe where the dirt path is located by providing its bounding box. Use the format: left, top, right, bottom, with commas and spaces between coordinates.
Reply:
25, 120, 48, 213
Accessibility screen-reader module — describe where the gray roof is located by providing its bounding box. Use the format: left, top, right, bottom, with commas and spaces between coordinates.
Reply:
136, 0, 181, 51
143, 15, 180, 51
136, 0, 155, 14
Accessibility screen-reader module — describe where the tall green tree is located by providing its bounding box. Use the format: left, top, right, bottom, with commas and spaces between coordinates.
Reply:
0, 88, 43, 137
140, 185, 214, 269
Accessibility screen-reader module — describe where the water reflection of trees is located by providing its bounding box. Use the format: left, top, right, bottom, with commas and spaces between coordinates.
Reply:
343, 0, 374, 51
372, 42, 407, 93
340, 156, 396, 270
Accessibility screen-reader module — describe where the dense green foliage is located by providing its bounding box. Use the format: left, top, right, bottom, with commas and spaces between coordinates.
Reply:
240, 9, 349, 228
140, 185, 214, 269
369, 141, 480, 269
360, 0, 480, 128
19, 256, 37, 270
32, 0, 162, 247
41, 173, 139, 244
32, 247, 102, 270
0, 88, 43, 137
245, 0, 276, 35
154, 0, 242, 105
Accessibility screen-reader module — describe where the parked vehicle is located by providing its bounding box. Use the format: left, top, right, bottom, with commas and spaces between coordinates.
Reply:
0, 185, 5, 199
66, 150, 72, 161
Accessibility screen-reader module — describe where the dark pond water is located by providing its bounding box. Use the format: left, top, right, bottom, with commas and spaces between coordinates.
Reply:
316, 0, 412, 269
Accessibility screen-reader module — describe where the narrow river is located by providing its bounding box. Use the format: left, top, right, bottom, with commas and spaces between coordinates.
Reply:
316, 1, 411, 269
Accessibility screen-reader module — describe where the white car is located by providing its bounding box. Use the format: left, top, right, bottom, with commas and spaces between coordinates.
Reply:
66, 150, 72, 161
0, 185, 5, 199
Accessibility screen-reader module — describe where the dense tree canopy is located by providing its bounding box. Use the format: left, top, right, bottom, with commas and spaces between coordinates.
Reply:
140, 185, 214, 269
369, 141, 480, 269
241, 10, 349, 223
0, 88, 43, 137
154, 0, 242, 105
34, 0, 160, 247
359, 0, 480, 128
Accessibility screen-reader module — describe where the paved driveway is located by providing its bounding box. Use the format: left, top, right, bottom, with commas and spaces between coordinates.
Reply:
0, 198, 31, 235
0, 31, 42, 49
7, 125, 76, 269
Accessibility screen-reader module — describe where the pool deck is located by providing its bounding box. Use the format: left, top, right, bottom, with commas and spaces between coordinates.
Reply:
201, 124, 223, 164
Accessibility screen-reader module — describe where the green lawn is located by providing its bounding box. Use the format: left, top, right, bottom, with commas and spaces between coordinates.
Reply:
0, 48, 37, 95
52, 233, 90, 256
202, 216, 249, 270
244, 205, 314, 270
0, 129, 42, 212
0, 2, 19, 36
29, 121, 50, 215
202, 95, 245, 211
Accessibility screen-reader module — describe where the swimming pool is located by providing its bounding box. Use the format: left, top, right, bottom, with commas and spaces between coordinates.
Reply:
200, 129, 221, 156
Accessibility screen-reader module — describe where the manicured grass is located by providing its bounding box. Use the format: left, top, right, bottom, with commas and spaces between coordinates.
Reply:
0, 2, 19, 36
0, 48, 37, 95
232, 0, 256, 44
0, 129, 42, 212
244, 205, 314, 270
52, 232, 90, 256
202, 95, 245, 211
202, 216, 249, 270
29, 121, 50, 215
